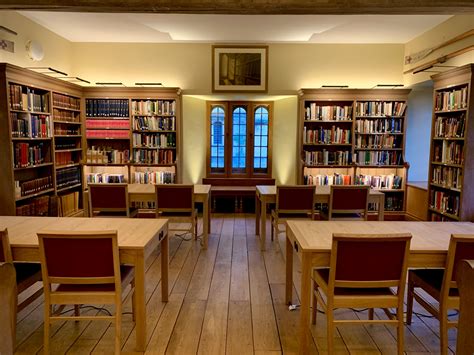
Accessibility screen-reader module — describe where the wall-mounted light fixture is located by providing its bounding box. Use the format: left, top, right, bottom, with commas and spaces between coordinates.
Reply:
61, 77, 91, 84
321, 85, 349, 88
135, 82, 163, 86
26, 67, 67, 76
374, 84, 404, 88
96, 82, 125, 86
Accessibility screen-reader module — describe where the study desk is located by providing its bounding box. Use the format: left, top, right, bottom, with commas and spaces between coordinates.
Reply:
255, 185, 385, 250
0, 216, 169, 352
127, 184, 212, 249
285, 220, 474, 354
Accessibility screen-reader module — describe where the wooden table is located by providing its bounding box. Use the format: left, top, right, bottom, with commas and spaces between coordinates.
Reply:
127, 184, 212, 249
0, 216, 169, 352
255, 185, 385, 250
285, 220, 474, 354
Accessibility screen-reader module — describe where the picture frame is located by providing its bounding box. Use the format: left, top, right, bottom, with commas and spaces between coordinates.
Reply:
212, 45, 268, 93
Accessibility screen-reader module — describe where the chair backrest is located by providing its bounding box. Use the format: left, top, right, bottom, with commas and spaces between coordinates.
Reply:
329, 185, 369, 220
0, 263, 17, 355
155, 184, 194, 213
276, 185, 316, 215
88, 183, 130, 216
37, 231, 121, 294
0, 228, 13, 263
441, 234, 474, 296
328, 233, 412, 292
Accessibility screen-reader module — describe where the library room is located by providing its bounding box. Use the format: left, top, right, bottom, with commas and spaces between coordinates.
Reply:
1, 2, 474, 354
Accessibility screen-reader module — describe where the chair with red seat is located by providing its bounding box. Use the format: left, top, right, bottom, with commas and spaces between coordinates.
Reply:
155, 184, 198, 239
88, 183, 137, 218
37, 230, 135, 354
312, 233, 411, 354
321, 185, 370, 220
406, 234, 474, 355
270, 185, 316, 241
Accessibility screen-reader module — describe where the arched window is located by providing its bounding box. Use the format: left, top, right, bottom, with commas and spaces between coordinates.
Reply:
210, 106, 225, 172
232, 106, 247, 173
253, 106, 269, 173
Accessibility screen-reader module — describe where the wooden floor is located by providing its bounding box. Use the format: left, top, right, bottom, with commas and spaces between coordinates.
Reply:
14, 214, 458, 354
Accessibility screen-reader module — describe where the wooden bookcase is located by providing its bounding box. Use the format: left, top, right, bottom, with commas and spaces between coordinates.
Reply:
0, 63, 84, 216
427, 64, 474, 222
298, 88, 411, 217
81, 87, 182, 186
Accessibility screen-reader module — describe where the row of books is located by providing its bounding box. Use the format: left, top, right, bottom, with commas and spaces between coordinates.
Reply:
381, 196, 403, 211
54, 125, 80, 135
53, 108, 80, 123
10, 113, 51, 138
355, 118, 403, 134
58, 191, 79, 217
14, 142, 49, 168
16, 196, 50, 216
430, 190, 460, 217
432, 166, 462, 190
435, 86, 468, 111
431, 214, 455, 222
10, 84, 49, 112
132, 171, 176, 184
56, 166, 81, 189
86, 147, 130, 164
433, 141, 464, 165
132, 133, 176, 148
52, 93, 80, 110
303, 127, 351, 144
305, 104, 353, 121
86, 173, 126, 184
86, 129, 130, 139
133, 116, 176, 131
86, 119, 130, 130
354, 174, 403, 190
55, 142, 78, 150
55, 151, 77, 166
86, 99, 129, 117
132, 100, 176, 116
304, 173, 352, 186
133, 149, 175, 165
304, 150, 351, 166
434, 115, 465, 138
356, 101, 406, 117
355, 135, 400, 149
15, 176, 53, 198
356, 151, 402, 166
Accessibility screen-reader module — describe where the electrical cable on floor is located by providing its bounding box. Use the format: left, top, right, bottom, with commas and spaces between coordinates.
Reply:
56, 305, 112, 316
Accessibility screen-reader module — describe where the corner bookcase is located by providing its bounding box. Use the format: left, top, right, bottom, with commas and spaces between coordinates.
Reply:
298, 88, 411, 218
428, 64, 474, 222
0, 63, 84, 216
81, 87, 182, 187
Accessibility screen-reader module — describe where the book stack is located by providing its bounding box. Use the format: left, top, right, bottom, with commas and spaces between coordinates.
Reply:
305, 104, 353, 121
132, 133, 176, 148
304, 173, 351, 186
355, 135, 400, 149
303, 126, 351, 144
354, 174, 403, 189
14, 142, 47, 167
433, 141, 464, 165
133, 171, 176, 184
16, 196, 50, 216
435, 87, 468, 111
133, 116, 176, 131
16, 176, 53, 197
53, 108, 80, 122
59, 191, 79, 217
133, 149, 174, 165
355, 118, 403, 133
9, 85, 49, 112
86, 147, 129, 164
356, 101, 406, 116
434, 114, 465, 138
430, 190, 460, 217
132, 100, 176, 116
432, 166, 462, 190
56, 166, 81, 189
86, 173, 125, 184
53, 93, 80, 110
86, 99, 129, 117
356, 151, 402, 166
304, 150, 351, 166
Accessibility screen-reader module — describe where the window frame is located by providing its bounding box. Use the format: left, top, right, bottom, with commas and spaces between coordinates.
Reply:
206, 101, 273, 178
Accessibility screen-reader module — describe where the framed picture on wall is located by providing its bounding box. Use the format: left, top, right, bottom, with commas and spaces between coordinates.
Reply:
212, 45, 268, 93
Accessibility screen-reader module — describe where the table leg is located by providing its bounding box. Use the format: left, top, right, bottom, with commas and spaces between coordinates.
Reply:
255, 193, 261, 236
134, 253, 146, 351
260, 197, 267, 251
378, 194, 385, 221
299, 253, 312, 354
203, 197, 209, 250
207, 196, 211, 234
161, 231, 169, 302
285, 232, 293, 305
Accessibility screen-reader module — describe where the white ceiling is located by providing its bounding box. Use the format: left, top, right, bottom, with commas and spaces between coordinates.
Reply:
19, 12, 451, 44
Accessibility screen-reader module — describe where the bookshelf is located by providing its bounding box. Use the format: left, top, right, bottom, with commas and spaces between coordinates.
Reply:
428, 64, 474, 222
298, 88, 411, 217
82, 87, 181, 186
0, 63, 84, 216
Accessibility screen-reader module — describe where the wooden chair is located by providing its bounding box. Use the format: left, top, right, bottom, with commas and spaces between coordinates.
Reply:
37, 230, 135, 354
270, 185, 316, 241
0, 228, 43, 312
312, 233, 412, 355
457, 259, 474, 355
88, 183, 138, 218
155, 184, 198, 239
321, 185, 370, 220
406, 234, 474, 355
0, 263, 17, 355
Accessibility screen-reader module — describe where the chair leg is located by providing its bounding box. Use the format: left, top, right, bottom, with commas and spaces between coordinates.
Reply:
44, 303, 50, 355
194, 216, 198, 240
74, 304, 80, 317
311, 284, 317, 325
406, 273, 415, 325
270, 216, 274, 241
439, 306, 448, 355
397, 306, 405, 355
115, 304, 122, 354
131, 280, 136, 323
368, 308, 374, 320
327, 308, 335, 354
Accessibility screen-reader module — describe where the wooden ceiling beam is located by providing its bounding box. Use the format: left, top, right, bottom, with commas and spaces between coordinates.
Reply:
1, 0, 473, 14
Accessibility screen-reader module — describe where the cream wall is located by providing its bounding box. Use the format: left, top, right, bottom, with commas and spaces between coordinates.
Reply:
0, 12, 72, 74
403, 15, 474, 87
